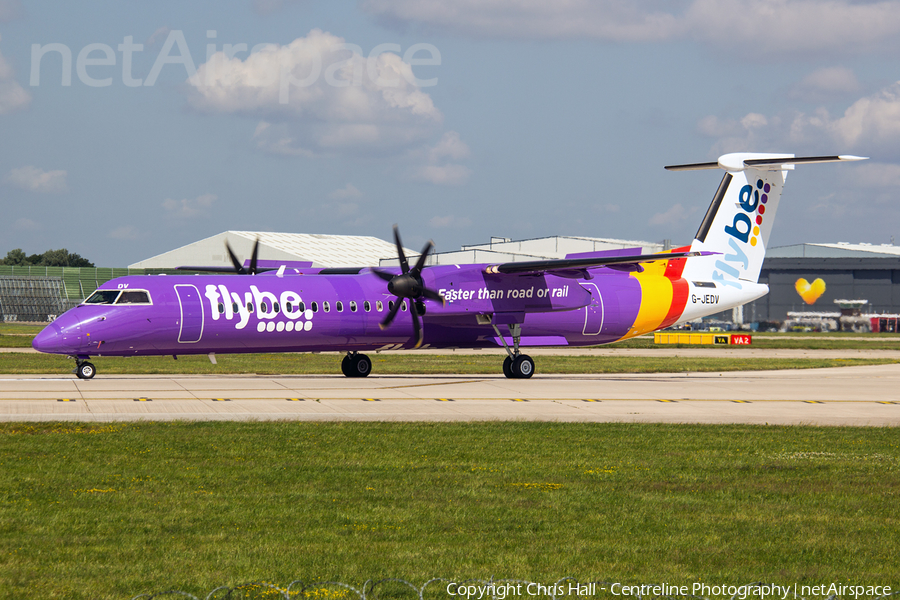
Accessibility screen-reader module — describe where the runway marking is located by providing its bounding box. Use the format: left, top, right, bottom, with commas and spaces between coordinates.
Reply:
57, 398, 75, 402
876, 401, 897, 404
732, 400, 751, 403
436, 398, 454, 402
286, 398, 305, 401
657, 399, 678, 403
582, 399, 601, 402
133, 398, 152, 402
362, 398, 381, 402
212, 398, 231, 402
376, 379, 488, 390
511, 399, 528, 402
803, 400, 824, 404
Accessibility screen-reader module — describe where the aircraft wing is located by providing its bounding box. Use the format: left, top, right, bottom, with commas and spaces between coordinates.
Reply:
483, 250, 709, 275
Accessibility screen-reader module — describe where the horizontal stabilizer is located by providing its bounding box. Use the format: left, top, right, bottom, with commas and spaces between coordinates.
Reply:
665, 154, 867, 172
484, 250, 713, 275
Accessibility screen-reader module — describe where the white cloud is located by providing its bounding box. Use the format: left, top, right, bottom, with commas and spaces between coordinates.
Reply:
187, 29, 442, 156
0, 35, 30, 114
5, 166, 67, 193
789, 67, 860, 101
162, 193, 217, 219
408, 131, 471, 185
650, 203, 694, 227
413, 164, 471, 185
329, 183, 363, 200
362, 0, 900, 56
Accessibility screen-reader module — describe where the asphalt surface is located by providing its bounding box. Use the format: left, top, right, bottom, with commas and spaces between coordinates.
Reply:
1, 363, 898, 425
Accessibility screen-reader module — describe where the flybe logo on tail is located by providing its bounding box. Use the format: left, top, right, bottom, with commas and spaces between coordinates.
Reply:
725, 178, 770, 247
714, 177, 772, 290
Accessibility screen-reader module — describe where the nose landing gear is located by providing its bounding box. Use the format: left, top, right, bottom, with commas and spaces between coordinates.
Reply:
74, 358, 96, 380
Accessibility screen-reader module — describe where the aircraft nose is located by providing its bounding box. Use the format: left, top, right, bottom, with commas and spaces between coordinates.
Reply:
32, 321, 65, 353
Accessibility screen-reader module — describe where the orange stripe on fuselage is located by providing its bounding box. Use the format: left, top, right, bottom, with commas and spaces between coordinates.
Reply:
621, 248, 691, 339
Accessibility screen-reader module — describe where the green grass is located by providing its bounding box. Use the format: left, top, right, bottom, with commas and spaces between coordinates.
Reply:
0, 422, 897, 599
0, 351, 897, 375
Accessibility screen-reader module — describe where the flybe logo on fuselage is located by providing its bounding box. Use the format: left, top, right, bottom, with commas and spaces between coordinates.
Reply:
202, 284, 313, 333
713, 177, 771, 290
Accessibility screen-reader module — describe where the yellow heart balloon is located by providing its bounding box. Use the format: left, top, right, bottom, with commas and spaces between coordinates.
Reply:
795, 278, 826, 304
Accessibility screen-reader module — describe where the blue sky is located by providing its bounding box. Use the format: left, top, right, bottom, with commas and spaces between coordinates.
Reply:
2, 0, 899, 266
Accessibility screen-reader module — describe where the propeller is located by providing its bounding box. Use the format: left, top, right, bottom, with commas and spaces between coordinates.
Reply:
225, 237, 261, 275
371, 225, 445, 348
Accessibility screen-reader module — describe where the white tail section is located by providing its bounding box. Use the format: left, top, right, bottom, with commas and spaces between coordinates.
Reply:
672, 153, 866, 289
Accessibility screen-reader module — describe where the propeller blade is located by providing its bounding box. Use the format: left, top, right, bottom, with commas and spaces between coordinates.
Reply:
225, 240, 245, 274
410, 240, 433, 276
393, 225, 410, 274
370, 268, 396, 282
379, 299, 403, 330
248, 237, 260, 275
421, 287, 446, 305
410, 307, 423, 348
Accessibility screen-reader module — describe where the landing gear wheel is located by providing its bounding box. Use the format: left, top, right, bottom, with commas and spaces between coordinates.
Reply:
76, 362, 96, 380
342, 353, 372, 378
352, 353, 372, 377
511, 355, 534, 379
503, 356, 514, 379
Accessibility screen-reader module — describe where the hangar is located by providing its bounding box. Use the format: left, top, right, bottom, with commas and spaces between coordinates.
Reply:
129, 231, 413, 270
740, 242, 900, 325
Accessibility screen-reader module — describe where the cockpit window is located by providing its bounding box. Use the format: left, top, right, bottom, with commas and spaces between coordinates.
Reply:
84, 290, 120, 305
117, 290, 151, 304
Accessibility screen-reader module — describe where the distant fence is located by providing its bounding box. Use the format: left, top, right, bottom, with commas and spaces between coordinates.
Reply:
0, 266, 189, 321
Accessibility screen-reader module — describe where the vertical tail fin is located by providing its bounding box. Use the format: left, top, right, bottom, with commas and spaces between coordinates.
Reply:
669, 153, 866, 288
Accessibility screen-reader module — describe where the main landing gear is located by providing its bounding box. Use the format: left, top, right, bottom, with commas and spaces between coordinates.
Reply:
74, 358, 96, 380
492, 323, 534, 379
341, 352, 372, 378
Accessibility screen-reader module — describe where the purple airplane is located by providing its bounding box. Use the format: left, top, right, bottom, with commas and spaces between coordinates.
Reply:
32, 153, 865, 379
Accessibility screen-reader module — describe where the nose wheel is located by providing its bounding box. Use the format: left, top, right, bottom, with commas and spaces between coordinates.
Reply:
75, 360, 96, 380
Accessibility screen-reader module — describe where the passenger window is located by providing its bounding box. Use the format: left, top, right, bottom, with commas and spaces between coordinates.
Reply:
311, 301, 318, 313
364, 301, 371, 312
273, 302, 280, 314
115, 290, 151, 304
261, 302, 269, 313
323, 301, 330, 313
376, 301, 383, 312
218, 303, 225, 314
350, 301, 357, 312
232, 302, 239, 313
401, 300, 408, 311
247, 302, 254, 313
336, 301, 343, 312
286, 303, 293, 313
388, 300, 394, 311
299, 301, 306, 313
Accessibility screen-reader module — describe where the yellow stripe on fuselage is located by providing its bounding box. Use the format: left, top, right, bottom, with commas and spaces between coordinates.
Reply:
622, 260, 673, 340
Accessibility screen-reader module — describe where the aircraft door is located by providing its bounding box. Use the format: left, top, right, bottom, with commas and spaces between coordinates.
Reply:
581, 282, 604, 335
175, 284, 204, 343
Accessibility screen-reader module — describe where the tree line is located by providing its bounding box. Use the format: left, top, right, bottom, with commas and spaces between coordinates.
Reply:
0, 248, 95, 268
